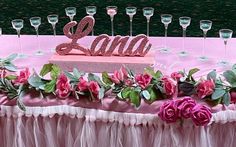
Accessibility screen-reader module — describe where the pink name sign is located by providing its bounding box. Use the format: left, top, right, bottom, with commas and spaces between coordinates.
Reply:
56, 16, 152, 57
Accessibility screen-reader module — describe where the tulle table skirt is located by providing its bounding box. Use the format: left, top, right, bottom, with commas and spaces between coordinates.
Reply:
0, 105, 236, 147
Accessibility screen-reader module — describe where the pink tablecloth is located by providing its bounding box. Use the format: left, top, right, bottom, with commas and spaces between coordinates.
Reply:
1, 35, 236, 147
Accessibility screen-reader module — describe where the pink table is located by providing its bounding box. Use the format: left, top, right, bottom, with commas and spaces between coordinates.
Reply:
1, 35, 236, 147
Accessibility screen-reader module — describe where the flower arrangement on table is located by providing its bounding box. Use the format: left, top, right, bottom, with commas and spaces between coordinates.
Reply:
1, 54, 236, 126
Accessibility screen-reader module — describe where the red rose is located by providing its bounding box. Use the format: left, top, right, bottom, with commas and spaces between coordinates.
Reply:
15, 68, 30, 84
158, 101, 180, 123
55, 74, 71, 99
171, 72, 183, 81
77, 77, 88, 91
135, 73, 152, 89
176, 97, 196, 118
191, 104, 212, 126
110, 66, 128, 84
88, 81, 100, 95
196, 80, 215, 99
162, 77, 176, 96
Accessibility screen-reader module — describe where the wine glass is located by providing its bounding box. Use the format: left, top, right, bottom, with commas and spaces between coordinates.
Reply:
65, 7, 76, 33
143, 7, 154, 37
106, 6, 117, 36
178, 16, 191, 57
126, 6, 137, 36
160, 14, 173, 53
218, 29, 233, 66
0, 28, 2, 36
12, 19, 27, 58
30, 17, 43, 56
86, 6, 97, 36
47, 14, 58, 36
199, 20, 212, 61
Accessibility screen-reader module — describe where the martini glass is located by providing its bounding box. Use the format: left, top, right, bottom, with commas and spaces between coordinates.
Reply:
106, 6, 117, 36
65, 7, 76, 33
86, 6, 96, 36
12, 19, 27, 58
160, 14, 172, 53
47, 14, 58, 36
199, 20, 212, 61
179, 16, 191, 57
126, 6, 137, 36
143, 7, 154, 37
218, 29, 233, 66
30, 17, 43, 56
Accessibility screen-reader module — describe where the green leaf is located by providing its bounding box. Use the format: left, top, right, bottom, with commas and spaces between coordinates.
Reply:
64, 71, 78, 82
148, 87, 159, 102
4, 54, 18, 62
130, 89, 141, 108
223, 70, 236, 87
102, 72, 113, 85
232, 64, 236, 74
98, 87, 105, 99
28, 71, 46, 90
44, 80, 56, 93
188, 68, 200, 78
73, 68, 84, 79
142, 90, 150, 100
117, 92, 123, 99
51, 65, 61, 79
121, 87, 132, 99
88, 73, 105, 87
144, 67, 162, 79
4, 63, 17, 71
5, 75, 17, 80
207, 70, 216, 81
17, 99, 26, 111
40, 63, 53, 77
211, 89, 226, 100
223, 92, 230, 106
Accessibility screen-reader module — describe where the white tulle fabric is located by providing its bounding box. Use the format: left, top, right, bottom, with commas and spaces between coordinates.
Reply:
1, 105, 236, 147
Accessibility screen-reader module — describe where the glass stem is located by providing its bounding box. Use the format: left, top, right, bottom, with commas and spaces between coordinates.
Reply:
182, 28, 186, 51
17, 31, 22, 55
91, 15, 94, 36
164, 25, 168, 48
111, 17, 114, 36
52, 24, 56, 36
35, 28, 40, 51
147, 20, 150, 37
202, 31, 207, 57
224, 40, 227, 62
130, 19, 133, 36
70, 17, 74, 34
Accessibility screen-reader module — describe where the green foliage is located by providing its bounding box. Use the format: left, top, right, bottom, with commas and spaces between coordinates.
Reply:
0, 54, 18, 71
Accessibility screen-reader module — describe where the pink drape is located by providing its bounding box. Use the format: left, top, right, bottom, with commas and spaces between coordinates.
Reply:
1, 105, 236, 147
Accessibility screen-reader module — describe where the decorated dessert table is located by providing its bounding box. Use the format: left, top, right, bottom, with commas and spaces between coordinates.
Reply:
1, 34, 236, 147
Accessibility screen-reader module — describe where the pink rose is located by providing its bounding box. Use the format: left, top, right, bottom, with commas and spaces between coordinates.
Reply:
196, 80, 215, 99
55, 74, 71, 99
110, 66, 128, 84
88, 81, 100, 95
162, 77, 176, 96
171, 72, 183, 81
191, 104, 212, 126
15, 68, 30, 84
158, 101, 180, 123
77, 77, 88, 91
230, 92, 236, 103
135, 73, 152, 89
176, 97, 196, 118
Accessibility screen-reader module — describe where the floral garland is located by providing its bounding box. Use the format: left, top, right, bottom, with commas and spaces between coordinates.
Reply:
1, 54, 236, 126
